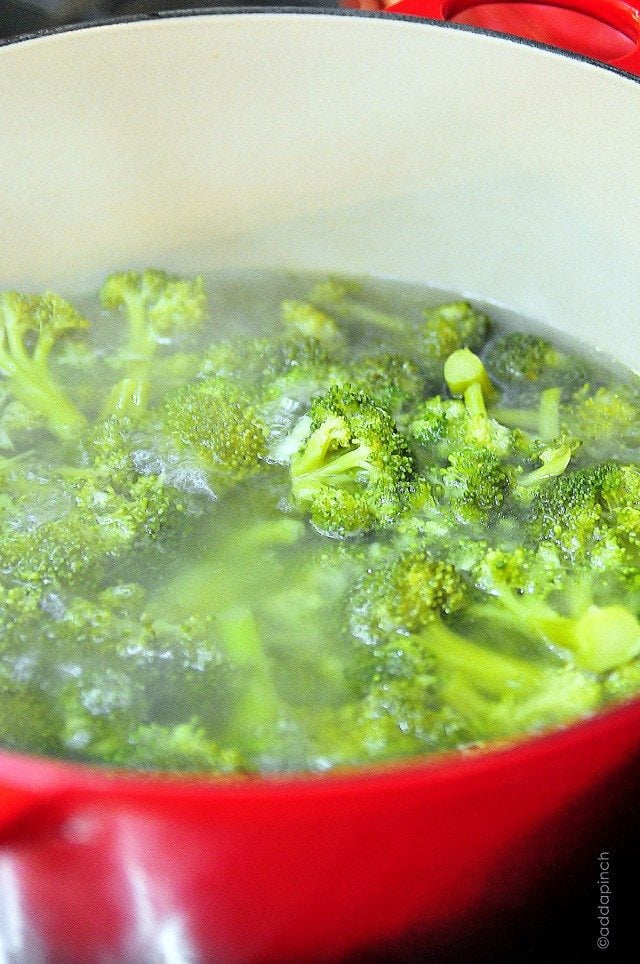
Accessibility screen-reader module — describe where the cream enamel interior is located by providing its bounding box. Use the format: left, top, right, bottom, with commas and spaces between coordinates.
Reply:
0, 12, 639, 364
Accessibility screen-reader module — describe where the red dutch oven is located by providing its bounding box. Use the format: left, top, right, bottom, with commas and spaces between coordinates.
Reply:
0, 4, 639, 960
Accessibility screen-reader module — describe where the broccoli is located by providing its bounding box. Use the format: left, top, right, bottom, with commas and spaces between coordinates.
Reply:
562, 384, 640, 458
289, 385, 415, 536
0, 673, 63, 755
484, 331, 593, 396
526, 462, 640, 564
0, 291, 89, 441
439, 448, 516, 525
308, 278, 412, 335
201, 332, 334, 387
423, 301, 491, 360
163, 377, 267, 485
106, 721, 245, 773
2, 271, 640, 775
408, 362, 528, 525
492, 386, 566, 444
443, 348, 496, 406
281, 299, 342, 347
350, 549, 467, 645
470, 580, 640, 675
348, 353, 431, 418
100, 269, 207, 417
418, 619, 601, 739
0, 471, 176, 589
408, 394, 522, 465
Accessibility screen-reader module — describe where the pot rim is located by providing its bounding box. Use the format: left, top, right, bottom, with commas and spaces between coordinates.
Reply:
0, 5, 638, 86
0, 6, 639, 798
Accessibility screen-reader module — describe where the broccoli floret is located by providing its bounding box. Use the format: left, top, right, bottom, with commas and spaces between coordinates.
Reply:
444, 348, 496, 406
562, 384, 640, 458
604, 659, 640, 703
349, 353, 430, 418
408, 382, 530, 525
484, 332, 592, 396
0, 291, 89, 441
0, 673, 62, 755
350, 549, 466, 645
409, 395, 520, 463
0, 472, 176, 589
84, 719, 244, 774
308, 278, 412, 335
472, 580, 640, 675
423, 301, 491, 360
163, 377, 267, 484
527, 462, 640, 564
289, 386, 415, 536
280, 300, 342, 347
440, 448, 516, 525
100, 269, 207, 418
470, 544, 566, 599
201, 333, 333, 386
419, 618, 601, 738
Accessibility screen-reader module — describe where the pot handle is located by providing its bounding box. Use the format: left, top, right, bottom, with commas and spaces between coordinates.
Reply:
385, 0, 640, 75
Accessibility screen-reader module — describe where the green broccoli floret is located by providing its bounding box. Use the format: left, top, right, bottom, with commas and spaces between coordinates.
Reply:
281, 299, 342, 347
349, 353, 430, 418
80, 718, 244, 774
0, 473, 175, 589
562, 384, 640, 458
409, 395, 520, 464
419, 618, 601, 738
484, 331, 592, 396
0, 673, 62, 755
470, 544, 566, 599
308, 278, 412, 335
604, 659, 640, 703
315, 670, 469, 767
527, 462, 640, 563
163, 377, 267, 484
350, 549, 466, 645
0, 291, 89, 441
100, 269, 207, 418
201, 333, 333, 386
408, 378, 529, 525
289, 386, 415, 536
444, 348, 496, 406
440, 448, 516, 525
471, 580, 640, 675
423, 301, 491, 360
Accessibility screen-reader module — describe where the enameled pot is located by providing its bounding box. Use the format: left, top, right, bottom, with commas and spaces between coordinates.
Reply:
0, 7, 639, 960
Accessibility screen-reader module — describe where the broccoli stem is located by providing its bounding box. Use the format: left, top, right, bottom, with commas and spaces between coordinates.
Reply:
102, 375, 151, 419
8, 371, 88, 441
122, 290, 158, 360
518, 444, 572, 488
464, 382, 487, 417
419, 619, 543, 697
309, 283, 411, 335
538, 387, 561, 441
489, 406, 540, 432
217, 606, 283, 742
480, 591, 640, 674
444, 349, 495, 402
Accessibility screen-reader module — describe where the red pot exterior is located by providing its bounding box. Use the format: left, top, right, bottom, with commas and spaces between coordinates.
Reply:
1, 697, 639, 960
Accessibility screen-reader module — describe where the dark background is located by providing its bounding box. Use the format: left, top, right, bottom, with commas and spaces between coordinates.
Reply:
2, 3, 638, 959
